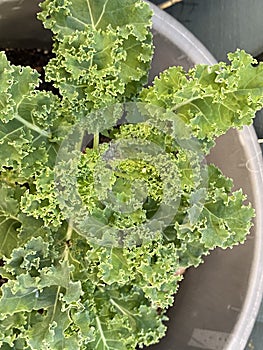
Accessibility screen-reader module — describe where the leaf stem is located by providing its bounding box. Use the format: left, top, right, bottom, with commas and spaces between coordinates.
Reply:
14, 114, 51, 138
50, 286, 61, 323
86, 0, 96, 29
66, 219, 74, 241
96, 316, 108, 347
63, 219, 74, 261
159, 0, 182, 10
110, 298, 131, 317
93, 132, 99, 150
94, 0, 109, 28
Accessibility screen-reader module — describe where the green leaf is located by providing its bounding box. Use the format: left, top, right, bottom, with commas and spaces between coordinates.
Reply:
98, 248, 130, 285
21, 167, 66, 228
140, 50, 263, 151
38, 260, 83, 304
3, 236, 50, 278
39, 0, 153, 111
0, 237, 85, 349
88, 284, 167, 350
200, 191, 254, 249
0, 184, 23, 258
0, 313, 27, 349
92, 315, 126, 350
124, 242, 182, 309
198, 164, 254, 248
27, 304, 78, 350
0, 279, 58, 317
0, 52, 66, 179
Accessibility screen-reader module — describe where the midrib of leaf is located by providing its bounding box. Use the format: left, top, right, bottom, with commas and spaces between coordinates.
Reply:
0, 125, 24, 143
203, 202, 240, 223
28, 286, 62, 347
95, 316, 110, 350
93, 132, 99, 150
62, 220, 74, 261
172, 94, 214, 111
86, 0, 96, 29
47, 143, 58, 157
94, 0, 110, 28
50, 286, 61, 324
202, 206, 222, 222
192, 99, 213, 125
110, 298, 133, 319
70, 14, 89, 29
0, 98, 6, 109
0, 212, 21, 224
242, 69, 263, 89
112, 250, 127, 268
66, 219, 74, 241
13, 114, 51, 138
172, 84, 263, 112
1, 219, 18, 251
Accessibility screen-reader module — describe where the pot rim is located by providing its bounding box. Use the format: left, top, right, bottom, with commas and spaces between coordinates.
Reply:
148, 2, 263, 349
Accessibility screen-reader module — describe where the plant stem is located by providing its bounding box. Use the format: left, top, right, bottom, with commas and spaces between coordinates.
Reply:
93, 132, 99, 150
66, 219, 74, 241
159, 0, 182, 10
63, 219, 74, 261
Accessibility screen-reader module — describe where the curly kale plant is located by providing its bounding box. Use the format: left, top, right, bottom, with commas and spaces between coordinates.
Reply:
0, 0, 263, 349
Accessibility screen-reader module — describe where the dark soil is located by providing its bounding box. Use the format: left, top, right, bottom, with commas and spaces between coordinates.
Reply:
3, 47, 53, 69
256, 52, 263, 62
0, 259, 8, 287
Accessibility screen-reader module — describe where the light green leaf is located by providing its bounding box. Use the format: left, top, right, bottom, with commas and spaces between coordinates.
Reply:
0, 281, 58, 317
0, 313, 27, 348
92, 315, 126, 350
0, 238, 85, 349
39, 0, 153, 111
199, 164, 254, 248
0, 52, 66, 178
140, 50, 263, 151
200, 189, 254, 248
98, 248, 130, 285
3, 237, 50, 277
27, 306, 77, 350
0, 184, 23, 258
39, 260, 83, 304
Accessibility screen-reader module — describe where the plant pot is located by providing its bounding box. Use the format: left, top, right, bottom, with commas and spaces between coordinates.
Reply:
155, 0, 263, 62
1, 1, 263, 350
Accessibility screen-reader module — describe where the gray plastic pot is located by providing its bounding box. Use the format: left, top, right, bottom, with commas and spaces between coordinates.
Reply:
1, 1, 263, 350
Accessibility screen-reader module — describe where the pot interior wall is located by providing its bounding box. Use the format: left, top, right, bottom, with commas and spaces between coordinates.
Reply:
0, 0, 51, 49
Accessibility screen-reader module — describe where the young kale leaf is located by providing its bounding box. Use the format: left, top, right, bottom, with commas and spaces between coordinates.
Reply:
38, 0, 153, 112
